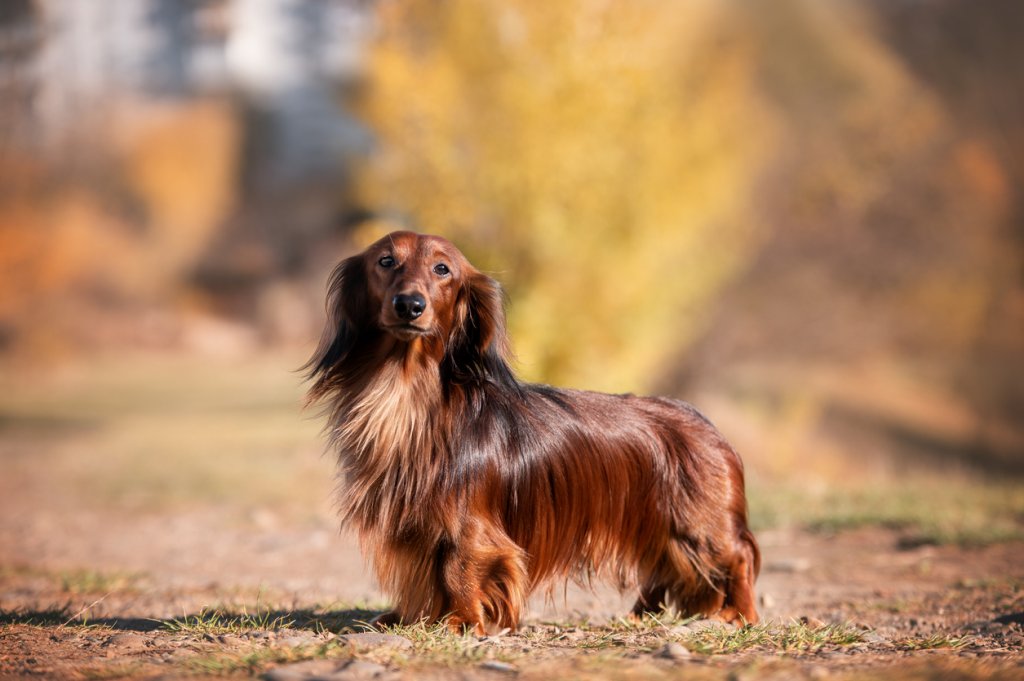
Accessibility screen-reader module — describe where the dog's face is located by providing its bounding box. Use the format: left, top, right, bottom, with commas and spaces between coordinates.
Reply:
309, 231, 509, 383
359, 231, 469, 342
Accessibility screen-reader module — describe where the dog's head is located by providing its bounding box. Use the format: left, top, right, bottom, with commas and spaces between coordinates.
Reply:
307, 231, 513, 392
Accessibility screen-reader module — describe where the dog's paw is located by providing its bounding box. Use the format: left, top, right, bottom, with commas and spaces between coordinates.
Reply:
370, 610, 403, 630
713, 607, 755, 628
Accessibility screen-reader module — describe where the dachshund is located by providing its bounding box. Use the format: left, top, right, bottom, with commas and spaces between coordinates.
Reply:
306, 231, 760, 634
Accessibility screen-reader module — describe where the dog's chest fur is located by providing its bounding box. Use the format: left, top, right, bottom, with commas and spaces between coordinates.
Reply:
333, 358, 447, 532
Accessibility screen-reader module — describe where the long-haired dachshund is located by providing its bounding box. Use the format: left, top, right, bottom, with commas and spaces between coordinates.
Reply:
306, 231, 760, 633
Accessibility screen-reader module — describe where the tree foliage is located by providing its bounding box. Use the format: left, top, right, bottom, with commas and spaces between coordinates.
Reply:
357, 0, 774, 391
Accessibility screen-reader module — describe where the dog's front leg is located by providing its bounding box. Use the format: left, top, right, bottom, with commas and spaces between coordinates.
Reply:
440, 518, 528, 635
371, 520, 527, 634
370, 609, 404, 630
440, 551, 489, 635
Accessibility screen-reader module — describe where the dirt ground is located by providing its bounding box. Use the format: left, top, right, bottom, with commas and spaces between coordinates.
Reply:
1, 355, 1022, 680
2, 500, 1023, 679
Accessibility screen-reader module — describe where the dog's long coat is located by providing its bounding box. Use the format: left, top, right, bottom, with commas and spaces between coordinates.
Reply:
307, 231, 760, 633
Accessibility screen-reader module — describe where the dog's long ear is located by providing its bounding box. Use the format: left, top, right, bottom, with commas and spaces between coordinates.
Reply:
304, 255, 368, 400
443, 272, 518, 392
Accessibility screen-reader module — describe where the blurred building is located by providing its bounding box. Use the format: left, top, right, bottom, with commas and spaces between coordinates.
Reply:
2, 0, 371, 186
0, 0, 40, 148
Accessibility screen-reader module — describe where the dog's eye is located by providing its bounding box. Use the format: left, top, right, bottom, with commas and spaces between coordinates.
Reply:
433, 263, 450, 276
378, 255, 395, 268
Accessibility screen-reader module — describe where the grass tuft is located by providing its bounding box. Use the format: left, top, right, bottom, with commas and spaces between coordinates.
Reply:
676, 621, 865, 655
896, 633, 972, 651
162, 607, 295, 635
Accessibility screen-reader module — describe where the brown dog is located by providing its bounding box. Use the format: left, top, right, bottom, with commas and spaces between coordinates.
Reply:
306, 231, 759, 633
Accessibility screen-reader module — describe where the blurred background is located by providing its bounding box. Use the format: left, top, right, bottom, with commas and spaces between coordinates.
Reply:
1, 0, 1022, 550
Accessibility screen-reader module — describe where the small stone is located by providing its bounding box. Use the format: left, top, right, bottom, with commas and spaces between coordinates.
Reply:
279, 634, 316, 648
654, 642, 691, 661
799, 616, 826, 628
103, 633, 148, 653
261, 660, 340, 681
862, 631, 887, 644
315, 660, 388, 679
480, 660, 518, 674
338, 632, 413, 651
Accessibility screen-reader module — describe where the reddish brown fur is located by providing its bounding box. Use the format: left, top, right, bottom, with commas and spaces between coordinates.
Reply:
306, 231, 760, 634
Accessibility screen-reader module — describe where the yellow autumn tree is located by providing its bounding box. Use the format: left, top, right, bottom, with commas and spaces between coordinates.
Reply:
356, 0, 775, 392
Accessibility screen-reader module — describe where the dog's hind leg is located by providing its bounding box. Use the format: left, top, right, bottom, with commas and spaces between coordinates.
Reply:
630, 583, 668, 618
713, 556, 758, 625
661, 530, 759, 625
648, 536, 729, 621
715, 528, 760, 625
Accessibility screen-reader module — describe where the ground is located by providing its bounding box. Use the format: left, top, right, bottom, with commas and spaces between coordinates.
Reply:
1, 353, 1022, 680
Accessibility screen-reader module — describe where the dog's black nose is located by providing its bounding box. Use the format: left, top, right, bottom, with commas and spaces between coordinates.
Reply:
393, 293, 426, 320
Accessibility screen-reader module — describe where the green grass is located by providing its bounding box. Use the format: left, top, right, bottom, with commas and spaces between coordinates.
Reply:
157, 601, 391, 637
748, 478, 1024, 547
162, 606, 295, 635
382, 618, 870, 664
0, 565, 145, 596
0, 352, 329, 513
0, 599, 987, 679
58, 568, 143, 595
677, 621, 864, 655
289, 603, 391, 634
187, 640, 351, 676
894, 633, 972, 651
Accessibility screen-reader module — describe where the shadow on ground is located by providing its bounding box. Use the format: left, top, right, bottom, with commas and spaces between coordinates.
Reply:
0, 606, 387, 633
